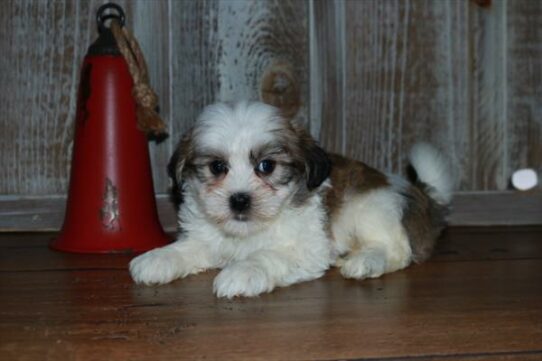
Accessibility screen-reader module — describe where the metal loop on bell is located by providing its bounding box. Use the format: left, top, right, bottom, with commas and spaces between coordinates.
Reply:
96, 3, 126, 33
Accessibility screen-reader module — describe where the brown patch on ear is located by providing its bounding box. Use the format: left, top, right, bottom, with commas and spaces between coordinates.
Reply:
288, 123, 331, 191
260, 61, 301, 120
168, 129, 195, 208
304, 144, 331, 190
324, 154, 389, 219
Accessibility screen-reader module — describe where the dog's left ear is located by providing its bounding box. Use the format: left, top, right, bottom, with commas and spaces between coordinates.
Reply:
304, 141, 331, 190
293, 126, 331, 190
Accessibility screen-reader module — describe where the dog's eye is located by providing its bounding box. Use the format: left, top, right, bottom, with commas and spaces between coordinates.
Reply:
256, 159, 275, 175
209, 160, 228, 175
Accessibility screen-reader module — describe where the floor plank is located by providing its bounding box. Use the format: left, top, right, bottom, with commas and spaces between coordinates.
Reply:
1, 227, 542, 360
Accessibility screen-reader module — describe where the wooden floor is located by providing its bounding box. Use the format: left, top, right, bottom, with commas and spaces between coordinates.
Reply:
1, 227, 542, 361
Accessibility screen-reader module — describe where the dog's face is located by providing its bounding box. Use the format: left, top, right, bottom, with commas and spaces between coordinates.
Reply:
170, 101, 330, 237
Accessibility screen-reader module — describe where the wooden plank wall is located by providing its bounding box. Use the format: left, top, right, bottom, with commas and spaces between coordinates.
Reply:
0, 0, 308, 196
312, 0, 541, 191
0, 0, 540, 229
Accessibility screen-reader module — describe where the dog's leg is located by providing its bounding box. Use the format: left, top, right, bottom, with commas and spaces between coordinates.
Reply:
337, 220, 412, 280
332, 188, 413, 280
213, 248, 328, 298
130, 237, 216, 285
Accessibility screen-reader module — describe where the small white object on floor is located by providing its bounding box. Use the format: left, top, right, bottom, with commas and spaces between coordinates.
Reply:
511, 168, 538, 191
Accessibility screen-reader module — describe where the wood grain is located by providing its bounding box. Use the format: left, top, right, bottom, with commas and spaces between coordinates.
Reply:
2, 227, 542, 272
469, 0, 508, 190
322, 0, 474, 185
168, 0, 220, 150
0, 0, 100, 195
310, 0, 346, 151
338, 0, 470, 178
1, 228, 542, 360
506, 0, 542, 185
0, 0, 541, 218
313, 0, 541, 191
130, 0, 172, 193
168, 0, 308, 154
0, 0, 308, 196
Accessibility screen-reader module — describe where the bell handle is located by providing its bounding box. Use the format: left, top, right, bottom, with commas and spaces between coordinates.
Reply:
96, 3, 126, 33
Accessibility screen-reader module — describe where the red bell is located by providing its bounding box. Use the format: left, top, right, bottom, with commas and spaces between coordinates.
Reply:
51, 4, 170, 253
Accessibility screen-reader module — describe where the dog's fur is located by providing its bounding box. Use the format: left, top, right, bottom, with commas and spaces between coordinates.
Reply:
130, 101, 453, 298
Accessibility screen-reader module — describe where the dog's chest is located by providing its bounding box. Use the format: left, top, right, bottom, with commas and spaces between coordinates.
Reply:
217, 195, 332, 263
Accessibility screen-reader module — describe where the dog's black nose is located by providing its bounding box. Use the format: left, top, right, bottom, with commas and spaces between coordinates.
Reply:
229, 192, 251, 213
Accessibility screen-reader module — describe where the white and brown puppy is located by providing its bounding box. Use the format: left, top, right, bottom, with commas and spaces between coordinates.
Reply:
130, 101, 453, 298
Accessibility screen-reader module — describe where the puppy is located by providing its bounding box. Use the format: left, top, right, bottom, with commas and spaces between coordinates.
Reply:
130, 101, 452, 298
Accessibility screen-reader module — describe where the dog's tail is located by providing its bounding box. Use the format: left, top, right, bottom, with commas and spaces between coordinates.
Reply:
407, 143, 454, 205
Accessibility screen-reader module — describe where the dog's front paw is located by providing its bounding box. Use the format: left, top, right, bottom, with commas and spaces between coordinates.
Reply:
129, 247, 185, 285
213, 262, 273, 298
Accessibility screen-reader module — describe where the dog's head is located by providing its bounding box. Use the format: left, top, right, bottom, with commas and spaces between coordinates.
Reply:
170, 101, 330, 237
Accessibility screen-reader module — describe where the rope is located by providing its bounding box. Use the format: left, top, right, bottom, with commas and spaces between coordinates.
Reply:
110, 20, 167, 136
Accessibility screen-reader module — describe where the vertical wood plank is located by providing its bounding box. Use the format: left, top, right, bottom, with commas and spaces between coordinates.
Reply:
310, 0, 346, 151
469, 0, 508, 190
323, 0, 469, 181
1, 0, 539, 198
0, 0, 309, 196
313, 0, 539, 191
444, 0, 471, 190
314, 0, 539, 191
506, 0, 542, 187
0, 0, 105, 195
216, 0, 309, 124
169, 0, 220, 146
342, 0, 405, 170
131, 0, 172, 193
169, 0, 309, 143
0, 0, 169, 195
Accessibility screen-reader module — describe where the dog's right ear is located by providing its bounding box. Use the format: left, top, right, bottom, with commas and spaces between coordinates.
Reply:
167, 145, 180, 182
167, 130, 194, 208
168, 130, 194, 183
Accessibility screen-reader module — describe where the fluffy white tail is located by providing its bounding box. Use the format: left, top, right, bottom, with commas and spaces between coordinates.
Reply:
408, 143, 454, 205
